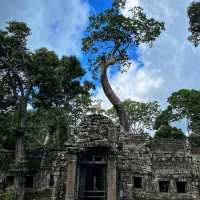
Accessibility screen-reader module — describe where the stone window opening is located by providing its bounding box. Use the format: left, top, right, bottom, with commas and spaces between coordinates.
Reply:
49, 174, 54, 187
176, 181, 187, 193
159, 181, 169, 193
25, 176, 34, 188
133, 177, 142, 189
6, 176, 14, 187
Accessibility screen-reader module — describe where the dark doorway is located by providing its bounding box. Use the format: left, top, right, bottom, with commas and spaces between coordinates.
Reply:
176, 181, 187, 193
78, 149, 107, 200
25, 176, 33, 188
49, 174, 54, 187
133, 177, 142, 189
6, 176, 14, 187
159, 181, 169, 193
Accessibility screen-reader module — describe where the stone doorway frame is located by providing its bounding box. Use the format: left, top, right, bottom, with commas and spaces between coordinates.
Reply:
65, 150, 117, 200
77, 150, 107, 200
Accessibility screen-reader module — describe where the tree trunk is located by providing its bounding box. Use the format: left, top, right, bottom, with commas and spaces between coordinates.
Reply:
15, 97, 26, 200
100, 63, 130, 132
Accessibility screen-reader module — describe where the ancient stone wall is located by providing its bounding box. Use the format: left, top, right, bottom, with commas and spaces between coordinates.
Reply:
119, 136, 200, 200
1, 114, 200, 200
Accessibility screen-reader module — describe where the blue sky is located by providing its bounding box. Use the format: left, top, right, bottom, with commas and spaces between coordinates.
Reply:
0, 0, 111, 55
88, 0, 112, 13
0, 0, 114, 92
1, 0, 200, 133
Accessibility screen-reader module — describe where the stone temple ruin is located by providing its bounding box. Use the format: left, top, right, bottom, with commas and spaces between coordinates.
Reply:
1, 114, 200, 200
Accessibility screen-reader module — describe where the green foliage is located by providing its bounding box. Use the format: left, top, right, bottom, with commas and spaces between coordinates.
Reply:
107, 99, 160, 134
6, 21, 30, 45
154, 109, 183, 139
25, 109, 63, 150
0, 112, 17, 149
155, 89, 200, 134
154, 89, 200, 143
0, 20, 93, 200
167, 89, 200, 134
0, 21, 87, 112
188, 1, 200, 46
25, 95, 92, 150
154, 109, 172, 130
0, 21, 32, 112
168, 89, 200, 119
0, 186, 15, 200
25, 92, 95, 150
32, 48, 86, 108
82, 3, 164, 73
0, 94, 94, 151
190, 134, 200, 147
0, 21, 90, 150
155, 125, 185, 139
82, 1, 164, 131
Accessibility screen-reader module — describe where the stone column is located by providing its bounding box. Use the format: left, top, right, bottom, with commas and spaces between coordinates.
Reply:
107, 160, 117, 200
65, 155, 77, 200
170, 179, 176, 193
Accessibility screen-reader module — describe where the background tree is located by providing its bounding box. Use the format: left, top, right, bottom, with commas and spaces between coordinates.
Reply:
188, 1, 200, 46
167, 89, 200, 145
154, 109, 172, 130
154, 109, 185, 139
0, 112, 17, 149
82, 0, 164, 132
107, 99, 160, 135
0, 21, 32, 200
154, 89, 200, 142
24, 108, 72, 150
31, 48, 86, 108
34, 93, 94, 149
167, 89, 200, 135
154, 124, 185, 139
187, 2, 200, 145
0, 21, 88, 200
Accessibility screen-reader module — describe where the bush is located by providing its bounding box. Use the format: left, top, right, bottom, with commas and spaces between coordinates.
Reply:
0, 186, 15, 200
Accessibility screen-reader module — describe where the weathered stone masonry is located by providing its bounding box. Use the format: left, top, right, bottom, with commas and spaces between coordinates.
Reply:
1, 114, 200, 200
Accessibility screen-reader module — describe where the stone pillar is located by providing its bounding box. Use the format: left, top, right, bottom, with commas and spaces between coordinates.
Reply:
65, 155, 77, 200
107, 160, 117, 200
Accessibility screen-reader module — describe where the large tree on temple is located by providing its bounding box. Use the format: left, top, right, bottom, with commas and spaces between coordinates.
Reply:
82, 0, 164, 132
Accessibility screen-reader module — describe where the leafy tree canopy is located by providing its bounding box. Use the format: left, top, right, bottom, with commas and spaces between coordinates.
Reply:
82, 3, 165, 72
31, 48, 86, 109
82, 0, 164, 131
0, 112, 17, 149
0, 21, 87, 113
154, 109, 172, 130
154, 89, 200, 143
0, 20, 91, 200
188, 1, 200, 46
155, 124, 185, 139
0, 21, 92, 150
167, 89, 200, 135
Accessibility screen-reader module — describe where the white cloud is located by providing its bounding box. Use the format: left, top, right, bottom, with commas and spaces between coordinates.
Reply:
121, 0, 139, 16
96, 62, 164, 109
138, 0, 200, 100
0, 0, 89, 56
96, 0, 200, 111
